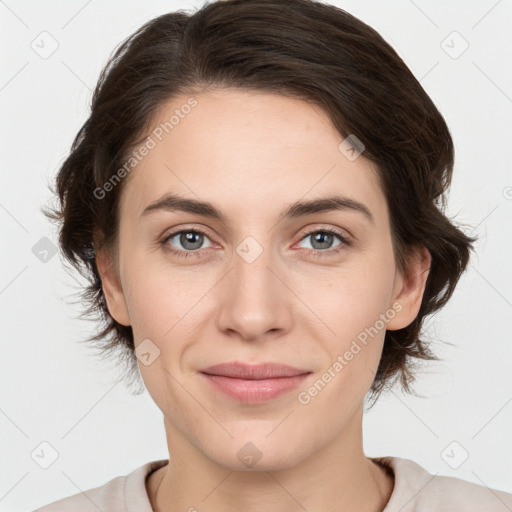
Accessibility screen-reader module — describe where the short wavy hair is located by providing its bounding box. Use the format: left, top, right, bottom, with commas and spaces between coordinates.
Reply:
46, 0, 477, 403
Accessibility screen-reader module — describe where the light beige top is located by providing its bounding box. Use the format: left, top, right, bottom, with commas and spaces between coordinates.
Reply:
34, 456, 512, 511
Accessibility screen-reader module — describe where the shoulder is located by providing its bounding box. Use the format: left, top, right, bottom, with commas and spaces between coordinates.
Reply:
33, 475, 126, 512
376, 456, 512, 512
33, 459, 169, 512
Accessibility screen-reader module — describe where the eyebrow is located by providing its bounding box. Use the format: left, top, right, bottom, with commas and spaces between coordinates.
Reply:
140, 192, 375, 225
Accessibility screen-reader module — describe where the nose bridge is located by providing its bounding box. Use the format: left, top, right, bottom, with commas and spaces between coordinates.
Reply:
232, 232, 279, 301
216, 231, 291, 338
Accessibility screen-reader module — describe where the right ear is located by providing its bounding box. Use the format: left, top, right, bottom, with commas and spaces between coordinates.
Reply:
95, 246, 131, 327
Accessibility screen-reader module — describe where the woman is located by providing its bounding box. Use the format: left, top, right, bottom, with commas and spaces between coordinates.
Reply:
35, 0, 512, 510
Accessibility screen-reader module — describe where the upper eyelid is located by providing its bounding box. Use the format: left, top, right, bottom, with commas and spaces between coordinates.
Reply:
297, 225, 351, 240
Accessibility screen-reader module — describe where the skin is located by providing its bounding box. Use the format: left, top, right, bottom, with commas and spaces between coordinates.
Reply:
96, 89, 431, 512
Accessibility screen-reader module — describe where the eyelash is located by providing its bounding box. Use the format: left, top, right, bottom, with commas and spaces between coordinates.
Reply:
160, 227, 352, 259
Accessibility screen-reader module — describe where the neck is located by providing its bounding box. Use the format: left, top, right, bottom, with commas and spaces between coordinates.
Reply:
147, 405, 394, 512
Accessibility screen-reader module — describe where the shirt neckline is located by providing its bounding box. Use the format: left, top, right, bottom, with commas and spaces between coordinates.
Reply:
129, 456, 401, 512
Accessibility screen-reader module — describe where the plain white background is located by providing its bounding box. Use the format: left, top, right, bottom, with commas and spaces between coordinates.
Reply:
1, 0, 511, 510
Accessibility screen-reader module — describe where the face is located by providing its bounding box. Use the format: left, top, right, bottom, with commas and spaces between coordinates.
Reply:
98, 88, 430, 471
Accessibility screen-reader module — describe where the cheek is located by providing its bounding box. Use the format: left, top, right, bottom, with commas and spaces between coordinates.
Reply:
124, 265, 194, 341
118, 227, 206, 334
301, 278, 394, 412
307, 256, 395, 337
121, 260, 199, 404
307, 254, 396, 385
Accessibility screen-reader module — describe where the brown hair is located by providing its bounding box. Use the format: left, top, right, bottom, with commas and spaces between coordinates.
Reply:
45, 0, 477, 403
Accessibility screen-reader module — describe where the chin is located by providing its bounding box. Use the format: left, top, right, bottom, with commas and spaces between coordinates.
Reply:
202, 432, 311, 472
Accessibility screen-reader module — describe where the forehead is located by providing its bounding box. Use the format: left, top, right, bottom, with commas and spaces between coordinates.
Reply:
119, 89, 388, 227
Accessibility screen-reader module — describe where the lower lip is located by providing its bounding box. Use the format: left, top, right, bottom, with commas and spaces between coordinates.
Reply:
201, 373, 310, 403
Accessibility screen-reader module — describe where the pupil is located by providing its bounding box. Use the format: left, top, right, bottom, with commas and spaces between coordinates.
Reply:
182, 232, 202, 250
314, 232, 332, 249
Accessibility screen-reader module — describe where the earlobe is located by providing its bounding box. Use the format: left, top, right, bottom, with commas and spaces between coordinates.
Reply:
95, 247, 131, 327
386, 246, 431, 331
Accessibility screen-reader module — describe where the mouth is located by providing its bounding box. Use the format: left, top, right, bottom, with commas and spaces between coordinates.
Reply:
199, 361, 312, 403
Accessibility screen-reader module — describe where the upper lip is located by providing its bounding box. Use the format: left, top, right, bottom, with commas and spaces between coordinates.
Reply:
200, 362, 311, 380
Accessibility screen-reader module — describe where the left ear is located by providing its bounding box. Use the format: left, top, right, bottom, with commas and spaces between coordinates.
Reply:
386, 245, 431, 331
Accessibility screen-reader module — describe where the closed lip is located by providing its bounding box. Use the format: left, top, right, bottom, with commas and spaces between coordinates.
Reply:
200, 362, 311, 380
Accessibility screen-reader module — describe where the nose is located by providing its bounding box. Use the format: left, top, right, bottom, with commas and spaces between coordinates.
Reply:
215, 236, 294, 342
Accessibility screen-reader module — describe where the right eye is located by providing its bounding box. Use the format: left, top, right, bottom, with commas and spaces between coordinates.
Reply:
161, 229, 214, 258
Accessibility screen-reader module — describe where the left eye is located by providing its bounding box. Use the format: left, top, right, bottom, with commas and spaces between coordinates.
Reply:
297, 229, 346, 252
